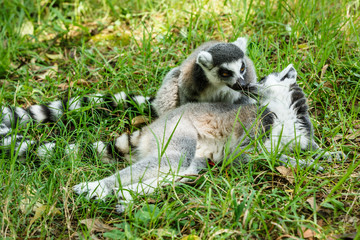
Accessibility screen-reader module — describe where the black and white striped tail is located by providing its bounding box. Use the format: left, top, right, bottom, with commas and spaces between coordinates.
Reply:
0, 92, 153, 128
0, 123, 79, 160
94, 130, 142, 162
0, 123, 140, 163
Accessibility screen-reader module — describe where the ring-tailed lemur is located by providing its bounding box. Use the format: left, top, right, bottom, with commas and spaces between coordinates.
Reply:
94, 37, 257, 161
152, 37, 257, 116
1, 38, 257, 162
73, 65, 344, 213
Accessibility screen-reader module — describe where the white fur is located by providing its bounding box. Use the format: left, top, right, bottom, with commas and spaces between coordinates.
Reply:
115, 134, 130, 153
233, 37, 247, 53
259, 65, 309, 151
133, 95, 149, 105
1, 107, 12, 126
29, 105, 47, 122
88, 93, 105, 105
65, 143, 79, 155
15, 107, 31, 124
196, 51, 213, 69
113, 92, 128, 106
48, 100, 63, 120
68, 97, 82, 111
198, 85, 240, 103
0, 123, 10, 135
203, 59, 245, 88
220, 59, 245, 85
37, 142, 56, 158
2, 136, 19, 146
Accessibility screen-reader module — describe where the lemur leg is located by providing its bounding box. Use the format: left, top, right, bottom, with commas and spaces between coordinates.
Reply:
114, 158, 207, 213
309, 142, 346, 162
278, 154, 324, 172
262, 140, 324, 171
73, 156, 163, 200
73, 150, 198, 201
73, 130, 199, 201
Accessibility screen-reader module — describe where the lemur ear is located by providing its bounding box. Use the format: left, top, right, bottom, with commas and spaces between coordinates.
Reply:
197, 51, 214, 69
279, 64, 297, 82
233, 37, 247, 53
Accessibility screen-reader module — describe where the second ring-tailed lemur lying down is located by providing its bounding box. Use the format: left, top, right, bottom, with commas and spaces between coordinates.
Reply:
1, 38, 257, 161
73, 65, 344, 213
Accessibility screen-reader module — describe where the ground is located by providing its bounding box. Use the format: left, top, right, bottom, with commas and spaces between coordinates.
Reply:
0, 0, 359, 239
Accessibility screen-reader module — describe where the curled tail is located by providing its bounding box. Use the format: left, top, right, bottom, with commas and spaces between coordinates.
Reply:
1, 91, 152, 161
0, 123, 79, 160
0, 91, 154, 128
1, 124, 141, 163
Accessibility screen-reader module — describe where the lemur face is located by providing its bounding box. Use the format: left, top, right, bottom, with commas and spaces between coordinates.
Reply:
259, 64, 297, 89
196, 39, 251, 90
232, 64, 298, 101
253, 64, 299, 106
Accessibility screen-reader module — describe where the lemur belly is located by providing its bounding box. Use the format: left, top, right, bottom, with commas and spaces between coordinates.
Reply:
195, 137, 227, 162
266, 99, 310, 151
191, 112, 242, 162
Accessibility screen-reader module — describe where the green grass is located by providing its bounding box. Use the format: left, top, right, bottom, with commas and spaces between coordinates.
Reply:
1, 0, 359, 239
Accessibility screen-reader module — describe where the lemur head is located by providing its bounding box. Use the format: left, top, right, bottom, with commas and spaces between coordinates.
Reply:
259, 64, 297, 90
196, 37, 253, 90
257, 64, 309, 117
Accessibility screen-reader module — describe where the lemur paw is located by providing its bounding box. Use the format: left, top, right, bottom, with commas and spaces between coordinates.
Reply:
115, 204, 126, 213
279, 154, 324, 172
73, 181, 112, 200
115, 200, 130, 214
315, 151, 347, 162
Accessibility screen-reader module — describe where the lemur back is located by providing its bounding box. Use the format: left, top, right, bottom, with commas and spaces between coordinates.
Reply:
73, 65, 344, 213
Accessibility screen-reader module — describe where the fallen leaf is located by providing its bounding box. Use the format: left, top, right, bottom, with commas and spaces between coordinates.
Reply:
297, 43, 310, 49
333, 134, 343, 141
45, 53, 64, 60
29, 204, 61, 226
347, 130, 360, 140
57, 83, 69, 91
303, 228, 316, 239
131, 116, 149, 127
57, 81, 75, 90
320, 64, 329, 79
181, 235, 201, 240
35, 64, 58, 80
76, 79, 90, 86
80, 219, 115, 233
20, 20, 34, 36
331, 232, 358, 240
317, 219, 325, 227
306, 197, 320, 211
19, 198, 42, 213
297, 226, 318, 240
324, 81, 333, 89
276, 166, 295, 184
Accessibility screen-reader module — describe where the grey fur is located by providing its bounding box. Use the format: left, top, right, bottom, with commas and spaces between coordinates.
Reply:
73, 65, 345, 213
152, 37, 257, 116
1, 38, 256, 162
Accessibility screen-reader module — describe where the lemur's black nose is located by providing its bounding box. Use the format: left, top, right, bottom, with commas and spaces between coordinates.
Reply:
228, 77, 246, 91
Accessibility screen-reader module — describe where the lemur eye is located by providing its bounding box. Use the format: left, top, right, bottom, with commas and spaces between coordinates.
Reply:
240, 63, 246, 73
219, 69, 232, 78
